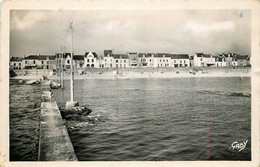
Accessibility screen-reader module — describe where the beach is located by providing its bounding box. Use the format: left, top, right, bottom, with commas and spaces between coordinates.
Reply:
11, 67, 251, 80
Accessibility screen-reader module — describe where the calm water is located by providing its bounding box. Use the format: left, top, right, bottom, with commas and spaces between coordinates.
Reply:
9, 80, 41, 161
52, 77, 251, 161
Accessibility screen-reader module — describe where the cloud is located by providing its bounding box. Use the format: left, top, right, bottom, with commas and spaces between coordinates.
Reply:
11, 11, 47, 30
185, 20, 235, 34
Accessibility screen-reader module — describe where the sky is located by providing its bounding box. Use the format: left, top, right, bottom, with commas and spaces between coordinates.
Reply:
10, 9, 251, 57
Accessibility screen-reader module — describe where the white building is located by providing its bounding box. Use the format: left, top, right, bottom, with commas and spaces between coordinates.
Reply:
103, 50, 114, 68
170, 54, 190, 67
113, 54, 130, 68
10, 56, 23, 70
215, 55, 226, 67
127, 52, 139, 67
84, 52, 98, 68
156, 53, 171, 67
22, 55, 55, 69
194, 53, 215, 67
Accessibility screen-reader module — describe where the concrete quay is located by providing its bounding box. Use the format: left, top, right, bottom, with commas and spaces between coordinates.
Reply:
38, 83, 78, 161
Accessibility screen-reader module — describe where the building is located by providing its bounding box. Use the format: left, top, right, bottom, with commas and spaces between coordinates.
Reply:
73, 55, 85, 69
22, 54, 55, 69
84, 52, 98, 68
193, 53, 215, 67
103, 50, 114, 68
215, 55, 226, 67
138, 53, 149, 67
204, 54, 215, 67
127, 52, 139, 67
155, 53, 171, 67
170, 54, 190, 67
113, 54, 129, 68
235, 55, 250, 66
10, 56, 23, 70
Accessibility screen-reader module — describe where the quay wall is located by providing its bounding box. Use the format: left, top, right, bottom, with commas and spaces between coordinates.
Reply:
38, 85, 77, 161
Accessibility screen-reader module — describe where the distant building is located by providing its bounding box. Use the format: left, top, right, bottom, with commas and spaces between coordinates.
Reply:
73, 55, 85, 69
22, 54, 55, 69
155, 53, 171, 67
113, 54, 129, 68
215, 55, 226, 67
170, 54, 190, 67
138, 53, 149, 67
104, 50, 114, 68
10, 56, 23, 70
127, 52, 139, 67
193, 53, 215, 67
84, 52, 98, 68
235, 55, 250, 66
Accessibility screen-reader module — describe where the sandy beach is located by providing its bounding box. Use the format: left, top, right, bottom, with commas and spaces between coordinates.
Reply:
11, 67, 251, 80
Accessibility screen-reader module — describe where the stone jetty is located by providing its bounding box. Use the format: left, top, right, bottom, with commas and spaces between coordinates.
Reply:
38, 83, 78, 161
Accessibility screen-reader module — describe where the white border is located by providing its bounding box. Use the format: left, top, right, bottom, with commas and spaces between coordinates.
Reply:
1, 0, 259, 167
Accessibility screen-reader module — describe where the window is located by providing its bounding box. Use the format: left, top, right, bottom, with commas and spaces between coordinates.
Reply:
67, 60, 70, 64
25, 61, 27, 64
14, 63, 16, 66
87, 59, 89, 63
42, 61, 44, 64
105, 59, 107, 62
184, 60, 186, 64
92, 59, 94, 63
19, 63, 21, 66
124, 60, 126, 63
116, 60, 118, 63
163, 59, 165, 62
174, 60, 176, 63
180, 60, 182, 63
33, 61, 36, 64
200, 58, 202, 61
150, 59, 152, 62
166, 59, 168, 62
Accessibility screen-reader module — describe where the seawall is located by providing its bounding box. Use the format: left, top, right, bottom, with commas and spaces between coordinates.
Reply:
38, 84, 78, 161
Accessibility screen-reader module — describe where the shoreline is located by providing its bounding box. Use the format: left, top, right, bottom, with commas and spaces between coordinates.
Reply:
11, 71, 251, 80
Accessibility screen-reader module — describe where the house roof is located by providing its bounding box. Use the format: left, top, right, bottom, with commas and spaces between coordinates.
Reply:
85, 52, 98, 58
155, 53, 170, 58
104, 50, 113, 57
195, 53, 204, 57
10, 57, 23, 61
113, 54, 129, 59
138, 53, 148, 57
73, 55, 84, 60
147, 53, 156, 57
38, 55, 55, 60
24, 55, 39, 60
235, 55, 249, 60
204, 54, 212, 58
170, 54, 189, 59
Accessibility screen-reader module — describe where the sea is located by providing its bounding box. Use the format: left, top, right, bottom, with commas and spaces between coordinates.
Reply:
9, 77, 251, 161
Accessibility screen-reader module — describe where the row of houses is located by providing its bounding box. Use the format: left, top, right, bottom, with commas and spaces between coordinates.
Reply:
10, 50, 251, 70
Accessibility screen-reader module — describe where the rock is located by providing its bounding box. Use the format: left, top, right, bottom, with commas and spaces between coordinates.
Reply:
18, 80, 24, 84
50, 82, 61, 89
60, 106, 92, 120
26, 80, 40, 85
